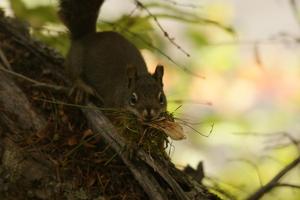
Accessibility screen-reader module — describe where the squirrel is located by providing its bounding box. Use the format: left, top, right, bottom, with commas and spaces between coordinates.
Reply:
58, 0, 167, 121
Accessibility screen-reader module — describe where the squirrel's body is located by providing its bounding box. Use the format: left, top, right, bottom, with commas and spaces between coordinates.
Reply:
66, 31, 148, 107
59, 0, 167, 121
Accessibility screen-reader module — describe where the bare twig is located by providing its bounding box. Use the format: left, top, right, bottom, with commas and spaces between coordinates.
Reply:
0, 47, 66, 92
135, 0, 190, 57
168, 99, 212, 106
0, 47, 12, 70
246, 156, 300, 200
289, 0, 300, 27
208, 182, 237, 200
264, 133, 300, 154
207, 176, 248, 193
174, 118, 214, 137
127, 30, 204, 78
208, 35, 300, 46
0, 63, 67, 92
232, 131, 289, 137
229, 159, 263, 187
163, 0, 199, 9
142, 13, 234, 33
284, 133, 300, 153
102, 21, 205, 78
275, 183, 300, 189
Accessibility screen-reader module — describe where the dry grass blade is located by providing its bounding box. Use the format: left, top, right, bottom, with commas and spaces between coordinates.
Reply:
147, 120, 186, 140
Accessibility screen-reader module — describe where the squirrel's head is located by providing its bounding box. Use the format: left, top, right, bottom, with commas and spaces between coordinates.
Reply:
125, 65, 167, 122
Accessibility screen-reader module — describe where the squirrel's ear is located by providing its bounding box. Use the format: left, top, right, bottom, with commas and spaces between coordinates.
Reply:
153, 65, 164, 86
126, 65, 137, 88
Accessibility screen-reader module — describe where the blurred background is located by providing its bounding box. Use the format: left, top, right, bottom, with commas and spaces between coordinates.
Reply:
1, 0, 299, 199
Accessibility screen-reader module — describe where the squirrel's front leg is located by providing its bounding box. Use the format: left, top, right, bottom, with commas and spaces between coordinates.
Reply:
69, 78, 103, 104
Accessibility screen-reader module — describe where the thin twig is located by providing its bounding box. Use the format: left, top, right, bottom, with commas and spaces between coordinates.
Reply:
263, 132, 300, 154
205, 176, 248, 195
246, 156, 300, 200
135, 0, 190, 57
275, 183, 300, 189
0, 63, 67, 92
283, 133, 300, 154
128, 3, 139, 17
168, 99, 212, 106
33, 97, 126, 112
0, 49, 66, 92
142, 13, 234, 33
102, 21, 205, 78
174, 118, 214, 137
0, 19, 63, 67
229, 159, 263, 187
289, 0, 300, 27
206, 179, 238, 200
208, 36, 300, 46
0, 47, 12, 70
163, 0, 199, 9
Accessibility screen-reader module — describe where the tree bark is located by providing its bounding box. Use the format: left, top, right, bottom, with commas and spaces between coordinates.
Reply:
0, 12, 220, 200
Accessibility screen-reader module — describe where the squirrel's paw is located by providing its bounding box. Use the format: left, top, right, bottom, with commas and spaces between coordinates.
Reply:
68, 85, 88, 104
68, 79, 104, 104
69, 86, 105, 105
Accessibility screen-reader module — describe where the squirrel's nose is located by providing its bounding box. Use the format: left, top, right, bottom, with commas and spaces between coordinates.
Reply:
142, 108, 156, 121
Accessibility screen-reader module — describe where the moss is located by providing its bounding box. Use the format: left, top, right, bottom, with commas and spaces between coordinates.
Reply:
104, 110, 170, 157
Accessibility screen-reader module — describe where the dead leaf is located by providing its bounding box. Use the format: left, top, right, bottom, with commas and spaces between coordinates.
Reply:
67, 136, 78, 146
82, 129, 93, 139
151, 120, 186, 140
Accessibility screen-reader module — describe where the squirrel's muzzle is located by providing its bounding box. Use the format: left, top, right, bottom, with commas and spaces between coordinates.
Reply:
142, 108, 158, 122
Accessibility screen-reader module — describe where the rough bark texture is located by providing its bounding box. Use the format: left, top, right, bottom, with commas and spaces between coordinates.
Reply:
0, 12, 220, 200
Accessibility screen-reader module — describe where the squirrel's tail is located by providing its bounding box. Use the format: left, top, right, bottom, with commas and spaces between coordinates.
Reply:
58, 0, 105, 40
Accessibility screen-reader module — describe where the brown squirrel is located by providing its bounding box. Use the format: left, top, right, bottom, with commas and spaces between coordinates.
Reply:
58, 0, 167, 121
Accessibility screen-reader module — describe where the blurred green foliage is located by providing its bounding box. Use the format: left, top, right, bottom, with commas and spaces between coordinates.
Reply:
10, 0, 58, 25
7, 0, 234, 56
9, 0, 68, 54
98, 15, 155, 50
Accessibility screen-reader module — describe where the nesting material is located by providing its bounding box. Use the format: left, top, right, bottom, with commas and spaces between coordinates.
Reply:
148, 119, 186, 140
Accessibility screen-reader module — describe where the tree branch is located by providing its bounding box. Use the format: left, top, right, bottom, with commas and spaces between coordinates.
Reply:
246, 156, 300, 200
289, 0, 300, 27
275, 183, 300, 189
135, 0, 190, 57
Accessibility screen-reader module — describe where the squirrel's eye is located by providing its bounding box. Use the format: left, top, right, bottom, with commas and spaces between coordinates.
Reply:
129, 92, 138, 106
158, 92, 164, 105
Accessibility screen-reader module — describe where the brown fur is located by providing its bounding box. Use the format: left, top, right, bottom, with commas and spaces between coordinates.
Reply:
60, 0, 167, 121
